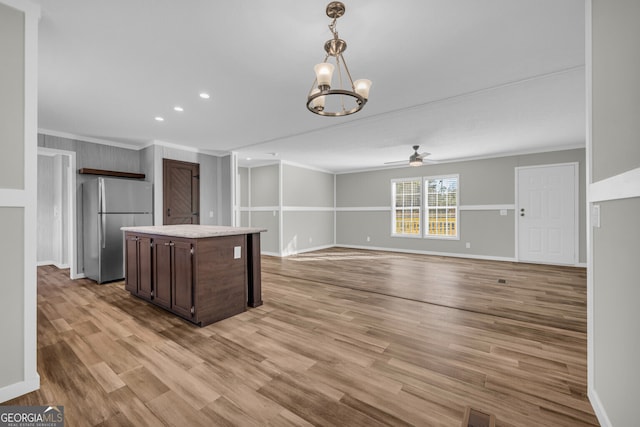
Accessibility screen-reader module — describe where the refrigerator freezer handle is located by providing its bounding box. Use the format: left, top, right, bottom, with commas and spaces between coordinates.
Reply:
99, 178, 106, 213
99, 178, 106, 249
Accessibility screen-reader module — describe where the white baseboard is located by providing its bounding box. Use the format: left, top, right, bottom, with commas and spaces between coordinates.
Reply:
262, 244, 335, 258
261, 251, 281, 257
263, 244, 585, 266
0, 374, 40, 404
335, 244, 517, 263
36, 261, 70, 269
588, 388, 612, 427
282, 244, 334, 257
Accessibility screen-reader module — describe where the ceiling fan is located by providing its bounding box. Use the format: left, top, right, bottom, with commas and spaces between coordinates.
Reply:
384, 145, 436, 167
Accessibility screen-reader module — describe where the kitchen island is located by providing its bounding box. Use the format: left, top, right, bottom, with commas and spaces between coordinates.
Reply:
122, 225, 266, 326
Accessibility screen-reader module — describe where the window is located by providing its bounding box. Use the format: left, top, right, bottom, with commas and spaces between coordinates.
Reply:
391, 178, 421, 236
425, 175, 458, 238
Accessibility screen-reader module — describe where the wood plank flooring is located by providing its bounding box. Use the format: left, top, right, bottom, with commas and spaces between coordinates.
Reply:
7, 248, 598, 426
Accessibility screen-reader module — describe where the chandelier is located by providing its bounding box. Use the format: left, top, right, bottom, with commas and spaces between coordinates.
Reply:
306, 2, 372, 117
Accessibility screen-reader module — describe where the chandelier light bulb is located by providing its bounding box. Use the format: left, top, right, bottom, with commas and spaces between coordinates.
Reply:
314, 63, 335, 88
354, 79, 372, 99
310, 88, 326, 111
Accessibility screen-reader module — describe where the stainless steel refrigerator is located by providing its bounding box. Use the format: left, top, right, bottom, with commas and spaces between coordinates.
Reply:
83, 177, 153, 283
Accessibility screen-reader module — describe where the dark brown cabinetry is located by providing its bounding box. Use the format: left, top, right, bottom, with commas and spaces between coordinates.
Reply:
125, 234, 152, 299
152, 238, 172, 309
152, 237, 193, 314
124, 229, 261, 326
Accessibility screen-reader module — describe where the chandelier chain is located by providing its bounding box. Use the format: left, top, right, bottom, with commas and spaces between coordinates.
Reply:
328, 17, 339, 39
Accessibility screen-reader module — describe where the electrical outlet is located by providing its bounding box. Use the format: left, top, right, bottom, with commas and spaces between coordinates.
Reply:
233, 246, 241, 259
366, 236, 371, 242
209, 211, 214, 218
466, 242, 471, 249
500, 209, 507, 216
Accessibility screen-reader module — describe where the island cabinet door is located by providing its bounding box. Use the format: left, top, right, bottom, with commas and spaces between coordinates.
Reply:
137, 236, 153, 299
171, 240, 194, 319
153, 237, 172, 310
124, 234, 139, 293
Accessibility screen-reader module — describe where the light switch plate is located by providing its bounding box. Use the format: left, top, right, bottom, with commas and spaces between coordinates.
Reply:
592, 205, 601, 228
500, 209, 507, 216
234, 246, 242, 259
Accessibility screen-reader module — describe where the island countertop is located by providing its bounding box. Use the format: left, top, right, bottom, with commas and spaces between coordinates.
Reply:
121, 224, 267, 239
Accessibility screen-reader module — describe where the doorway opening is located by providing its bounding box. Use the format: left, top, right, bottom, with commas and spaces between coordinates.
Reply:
37, 147, 78, 279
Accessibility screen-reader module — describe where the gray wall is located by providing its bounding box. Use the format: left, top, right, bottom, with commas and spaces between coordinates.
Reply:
282, 165, 334, 207
218, 155, 232, 226
0, 2, 26, 392
590, 1, 640, 425
0, 3, 24, 190
282, 164, 335, 255
251, 164, 279, 207
336, 149, 586, 262
249, 164, 280, 254
37, 153, 70, 267
243, 163, 336, 255
238, 167, 249, 210
0, 0, 38, 400
37, 155, 54, 262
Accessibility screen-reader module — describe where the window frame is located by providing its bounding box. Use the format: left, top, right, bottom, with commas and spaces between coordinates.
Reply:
423, 174, 460, 240
390, 177, 423, 238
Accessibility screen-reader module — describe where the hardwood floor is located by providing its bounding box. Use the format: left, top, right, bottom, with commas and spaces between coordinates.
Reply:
7, 248, 598, 426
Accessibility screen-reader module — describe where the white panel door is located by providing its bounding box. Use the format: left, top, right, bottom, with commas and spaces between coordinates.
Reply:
517, 164, 577, 265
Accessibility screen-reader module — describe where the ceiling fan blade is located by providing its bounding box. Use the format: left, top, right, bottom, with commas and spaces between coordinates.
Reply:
383, 160, 408, 165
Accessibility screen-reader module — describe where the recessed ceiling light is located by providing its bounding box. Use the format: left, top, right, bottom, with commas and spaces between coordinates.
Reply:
155, 116, 164, 122
246, 157, 252, 161
174, 106, 184, 112
199, 92, 210, 99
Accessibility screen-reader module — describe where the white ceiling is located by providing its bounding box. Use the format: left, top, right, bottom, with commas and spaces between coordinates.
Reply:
33, 0, 586, 173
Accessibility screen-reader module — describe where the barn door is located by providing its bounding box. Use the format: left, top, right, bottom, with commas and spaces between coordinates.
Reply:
163, 159, 200, 225
517, 163, 577, 265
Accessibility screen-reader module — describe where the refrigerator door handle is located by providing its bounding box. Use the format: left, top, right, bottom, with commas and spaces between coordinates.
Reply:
101, 214, 106, 249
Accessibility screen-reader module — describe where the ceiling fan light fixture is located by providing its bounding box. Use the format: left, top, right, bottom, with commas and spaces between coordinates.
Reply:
409, 145, 423, 166
307, 2, 371, 117
409, 157, 423, 167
